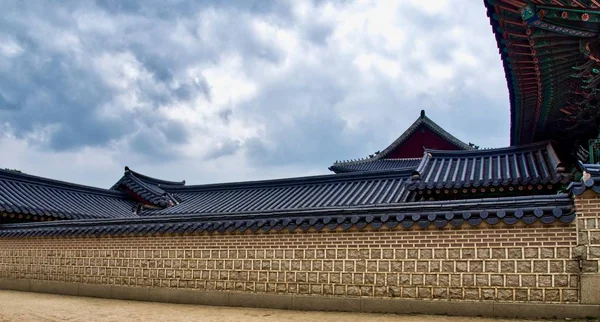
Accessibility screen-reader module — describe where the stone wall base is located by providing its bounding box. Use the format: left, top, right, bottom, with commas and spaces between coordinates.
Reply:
0, 278, 598, 319
582, 274, 600, 304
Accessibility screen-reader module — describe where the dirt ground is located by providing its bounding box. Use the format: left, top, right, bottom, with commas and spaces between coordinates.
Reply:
0, 290, 586, 322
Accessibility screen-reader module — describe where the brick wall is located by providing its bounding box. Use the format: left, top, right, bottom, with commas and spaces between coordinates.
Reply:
0, 222, 579, 303
574, 191, 600, 273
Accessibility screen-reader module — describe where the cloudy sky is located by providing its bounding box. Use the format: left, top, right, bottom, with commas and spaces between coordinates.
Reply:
0, 0, 508, 188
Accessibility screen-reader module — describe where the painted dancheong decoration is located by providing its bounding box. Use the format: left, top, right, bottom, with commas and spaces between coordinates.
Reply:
486, 0, 600, 159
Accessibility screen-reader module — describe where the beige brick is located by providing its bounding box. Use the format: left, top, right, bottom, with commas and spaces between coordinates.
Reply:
417, 287, 431, 298
470, 261, 483, 272
485, 261, 498, 272
500, 261, 515, 273
0, 222, 579, 305
348, 285, 361, 296
545, 289, 560, 302
402, 287, 416, 298
456, 261, 468, 272
533, 261, 548, 273
515, 289, 528, 301
507, 248, 522, 259
432, 287, 447, 299
481, 288, 495, 300
524, 248, 538, 259
490, 274, 503, 286
476, 248, 491, 259
497, 289, 513, 301
448, 287, 462, 299
538, 275, 552, 287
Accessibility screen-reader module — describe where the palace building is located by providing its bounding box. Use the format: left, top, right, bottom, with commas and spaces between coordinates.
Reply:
1, 1, 600, 317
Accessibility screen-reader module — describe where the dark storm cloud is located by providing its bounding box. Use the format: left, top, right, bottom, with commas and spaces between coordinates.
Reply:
0, 0, 300, 155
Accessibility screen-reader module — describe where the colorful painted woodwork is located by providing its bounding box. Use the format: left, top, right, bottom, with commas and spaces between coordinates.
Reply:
485, 0, 600, 156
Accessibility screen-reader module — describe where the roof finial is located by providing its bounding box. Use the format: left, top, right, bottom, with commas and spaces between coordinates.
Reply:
420, 110, 425, 118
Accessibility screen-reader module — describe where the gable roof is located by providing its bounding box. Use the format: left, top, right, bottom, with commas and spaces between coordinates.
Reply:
329, 110, 471, 173
0, 169, 135, 220
377, 110, 472, 158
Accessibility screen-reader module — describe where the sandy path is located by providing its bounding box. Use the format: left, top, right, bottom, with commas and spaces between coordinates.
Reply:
0, 290, 572, 322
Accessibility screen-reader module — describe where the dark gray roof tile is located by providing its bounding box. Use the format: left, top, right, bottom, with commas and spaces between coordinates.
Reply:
329, 158, 421, 173
111, 168, 181, 208
0, 169, 135, 220
569, 162, 600, 195
143, 169, 415, 216
0, 193, 575, 238
408, 141, 571, 192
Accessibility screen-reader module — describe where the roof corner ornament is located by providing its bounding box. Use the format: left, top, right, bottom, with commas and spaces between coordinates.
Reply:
583, 170, 592, 185
420, 110, 425, 118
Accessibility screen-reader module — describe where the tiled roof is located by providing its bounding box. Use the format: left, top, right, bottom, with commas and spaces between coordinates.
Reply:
111, 167, 182, 208
142, 169, 415, 216
0, 141, 577, 227
0, 194, 575, 238
111, 166, 185, 189
408, 141, 571, 193
330, 110, 471, 173
328, 158, 421, 173
376, 110, 472, 158
0, 169, 135, 220
569, 162, 600, 196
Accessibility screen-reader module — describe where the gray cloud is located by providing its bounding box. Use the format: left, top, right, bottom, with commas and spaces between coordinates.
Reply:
0, 0, 510, 187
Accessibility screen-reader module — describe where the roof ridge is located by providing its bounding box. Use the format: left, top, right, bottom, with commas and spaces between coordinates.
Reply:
127, 172, 167, 196
0, 168, 126, 198
0, 193, 572, 229
124, 166, 185, 187
333, 157, 421, 166
381, 157, 422, 161
423, 140, 555, 156
330, 112, 471, 168
166, 168, 415, 192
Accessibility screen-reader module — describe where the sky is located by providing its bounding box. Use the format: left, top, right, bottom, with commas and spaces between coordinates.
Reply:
0, 0, 509, 188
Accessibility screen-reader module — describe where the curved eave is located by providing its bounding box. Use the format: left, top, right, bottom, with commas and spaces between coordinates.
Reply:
110, 166, 185, 190
0, 194, 575, 238
485, 0, 520, 145
113, 173, 178, 208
